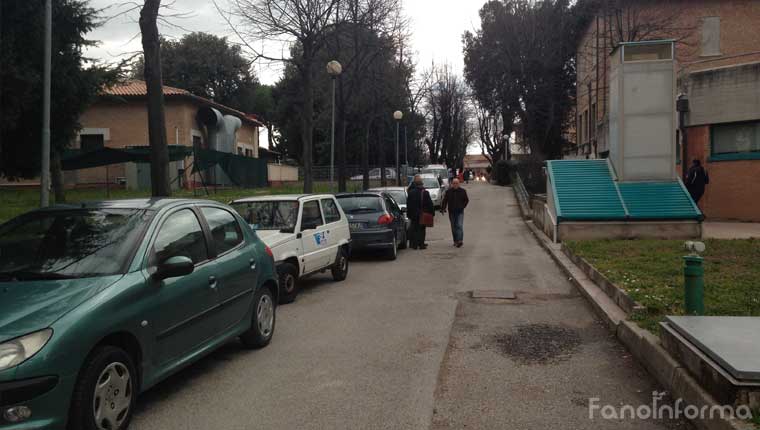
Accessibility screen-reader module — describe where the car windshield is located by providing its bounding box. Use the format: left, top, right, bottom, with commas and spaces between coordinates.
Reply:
0, 208, 152, 281
337, 196, 384, 213
422, 178, 440, 189
232, 201, 299, 232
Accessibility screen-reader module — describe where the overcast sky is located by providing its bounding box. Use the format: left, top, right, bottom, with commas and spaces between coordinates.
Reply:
85, 0, 484, 85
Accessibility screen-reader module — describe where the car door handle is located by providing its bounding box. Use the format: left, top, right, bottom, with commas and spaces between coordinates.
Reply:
249, 258, 257, 271
208, 276, 217, 289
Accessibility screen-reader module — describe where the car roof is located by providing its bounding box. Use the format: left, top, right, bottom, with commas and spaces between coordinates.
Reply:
368, 187, 406, 192
37, 198, 220, 212
335, 192, 383, 198
419, 173, 438, 178
230, 194, 335, 203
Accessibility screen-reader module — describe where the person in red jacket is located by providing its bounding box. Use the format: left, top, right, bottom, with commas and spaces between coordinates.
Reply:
441, 178, 469, 248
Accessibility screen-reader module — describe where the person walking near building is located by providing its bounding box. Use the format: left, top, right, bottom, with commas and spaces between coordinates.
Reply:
407, 175, 435, 250
441, 178, 469, 248
686, 159, 710, 204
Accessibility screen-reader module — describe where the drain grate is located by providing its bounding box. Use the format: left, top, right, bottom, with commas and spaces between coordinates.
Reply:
471, 290, 517, 300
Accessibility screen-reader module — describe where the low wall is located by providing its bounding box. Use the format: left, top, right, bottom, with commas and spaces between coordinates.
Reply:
268, 164, 298, 185
558, 220, 702, 241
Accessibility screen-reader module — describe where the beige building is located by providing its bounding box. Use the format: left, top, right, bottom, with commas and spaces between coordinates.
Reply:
71, 80, 262, 189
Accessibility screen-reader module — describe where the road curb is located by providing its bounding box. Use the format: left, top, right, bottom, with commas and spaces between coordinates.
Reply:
521, 216, 753, 430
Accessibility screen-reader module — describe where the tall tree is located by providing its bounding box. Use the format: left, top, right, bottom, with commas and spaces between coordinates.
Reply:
423, 64, 473, 169
0, 0, 120, 201
131, 32, 260, 112
225, 0, 344, 193
139, 0, 171, 197
464, 0, 588, 161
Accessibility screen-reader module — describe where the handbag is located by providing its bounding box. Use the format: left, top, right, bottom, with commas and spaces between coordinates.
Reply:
419, 190, 434, 227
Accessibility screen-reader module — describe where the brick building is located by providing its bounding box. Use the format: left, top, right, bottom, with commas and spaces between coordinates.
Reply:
71, 80, 262, 189
574, 0, 760, 221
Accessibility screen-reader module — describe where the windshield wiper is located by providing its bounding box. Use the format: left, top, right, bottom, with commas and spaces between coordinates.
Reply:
0, 270, 79, 281
347, 208, 378, 213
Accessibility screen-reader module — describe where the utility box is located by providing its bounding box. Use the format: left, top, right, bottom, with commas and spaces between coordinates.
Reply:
609, 40, 677, 181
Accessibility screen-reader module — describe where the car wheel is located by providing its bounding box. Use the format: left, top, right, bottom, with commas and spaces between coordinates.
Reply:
331, 247, 349, 281
399, 227, 408, 250
277, 263, 299, 304
240, 287, 276, 349
68, 346, 137, 430
386, 234, 398, 260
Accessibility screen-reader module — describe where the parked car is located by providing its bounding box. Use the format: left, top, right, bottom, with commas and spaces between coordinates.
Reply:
335, 192, 407, 260
418, 173, 445, 208
368, 186, 408, 212
230, 195, 351, 304
422, 164, 449, 188
0, 199, 278, 430
350, 168, 396, 181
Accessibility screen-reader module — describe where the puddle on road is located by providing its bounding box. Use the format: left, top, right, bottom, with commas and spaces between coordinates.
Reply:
488, 323, 582, 365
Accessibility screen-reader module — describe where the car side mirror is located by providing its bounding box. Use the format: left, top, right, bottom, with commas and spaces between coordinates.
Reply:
153, 256, 194, 280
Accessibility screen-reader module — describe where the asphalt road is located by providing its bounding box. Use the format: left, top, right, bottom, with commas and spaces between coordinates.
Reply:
131, 183, 688, 430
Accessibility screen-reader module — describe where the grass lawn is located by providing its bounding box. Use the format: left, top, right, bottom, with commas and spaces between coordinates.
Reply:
0, 181, 379, 224
565, 239, 760, 333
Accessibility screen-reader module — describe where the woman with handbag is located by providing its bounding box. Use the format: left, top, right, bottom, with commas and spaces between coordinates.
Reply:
406, 175, 435, 250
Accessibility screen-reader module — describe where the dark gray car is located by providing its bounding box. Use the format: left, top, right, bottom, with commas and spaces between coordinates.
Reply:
335, 192, 407, 260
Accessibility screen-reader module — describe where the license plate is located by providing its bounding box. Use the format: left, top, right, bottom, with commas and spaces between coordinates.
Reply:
349, 222, 364, 230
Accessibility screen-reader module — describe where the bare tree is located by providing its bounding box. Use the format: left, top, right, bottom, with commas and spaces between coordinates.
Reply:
139, 0, 171, 197
423, 63, 472, 168
221, 0, 343, 193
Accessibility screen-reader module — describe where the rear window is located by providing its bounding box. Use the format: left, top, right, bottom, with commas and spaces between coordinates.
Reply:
336, 196, 384, 214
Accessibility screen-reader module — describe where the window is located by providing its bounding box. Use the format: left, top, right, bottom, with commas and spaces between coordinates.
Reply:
245, 148, 253, 158
153, 209, 208, 265
301, 201, 323, 229
232, 201, 299, 232
712, 121, 760, 157
701, 17, 721, 56
201, 207, 243, 255
623, 43, 672, 62
384, 196, 400, 215
80, 134, 104, 152
321, 199, 342, 224
237, 147, 244, 156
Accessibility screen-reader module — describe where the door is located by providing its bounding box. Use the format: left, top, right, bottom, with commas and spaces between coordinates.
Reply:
320, 198, 344, 266
199, 206, 255, 331
384, 195, 405, 244
299, 199, 327, 273
148, 208, 219, 364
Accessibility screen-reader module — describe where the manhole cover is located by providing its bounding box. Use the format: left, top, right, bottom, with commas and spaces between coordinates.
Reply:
471, 290, 517, 300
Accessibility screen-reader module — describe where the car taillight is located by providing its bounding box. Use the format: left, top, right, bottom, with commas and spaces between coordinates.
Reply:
264, 245, 274, 258
378, 214, 394, 225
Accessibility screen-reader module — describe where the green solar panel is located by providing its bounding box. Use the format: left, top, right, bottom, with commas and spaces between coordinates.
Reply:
546, 159, 702, 222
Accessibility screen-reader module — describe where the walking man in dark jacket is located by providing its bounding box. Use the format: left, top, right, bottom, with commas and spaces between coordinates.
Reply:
407, 175, 435, 250
686, 159, 709, 204
441, 178, 469, 247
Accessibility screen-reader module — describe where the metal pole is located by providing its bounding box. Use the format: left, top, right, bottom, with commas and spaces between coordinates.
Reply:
40, 0, 52, 207
395, 121, 400, 186
683, 255, 705, 315
404, 125, 408, 167
330, 77, 336, 190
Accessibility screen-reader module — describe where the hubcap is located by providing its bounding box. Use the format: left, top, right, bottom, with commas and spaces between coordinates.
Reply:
93, 362, 132, 430
283, 274, 295, 293
340, 255, 348, 272
257, 294, 274, 337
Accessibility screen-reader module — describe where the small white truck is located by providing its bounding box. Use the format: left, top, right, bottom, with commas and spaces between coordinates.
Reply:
230, 194, 352, 303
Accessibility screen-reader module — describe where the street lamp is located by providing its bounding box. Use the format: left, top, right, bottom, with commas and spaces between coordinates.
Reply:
393, 110, 403, 185
326, 60, 342, 189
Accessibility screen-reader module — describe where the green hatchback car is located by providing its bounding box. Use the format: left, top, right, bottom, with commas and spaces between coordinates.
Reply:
0, 199, 278, 430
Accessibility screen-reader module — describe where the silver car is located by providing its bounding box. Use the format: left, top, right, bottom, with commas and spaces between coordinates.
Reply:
418, 174, 444, 208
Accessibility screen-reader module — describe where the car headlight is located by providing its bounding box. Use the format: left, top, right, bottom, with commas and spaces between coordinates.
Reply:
0, 329, 53, 372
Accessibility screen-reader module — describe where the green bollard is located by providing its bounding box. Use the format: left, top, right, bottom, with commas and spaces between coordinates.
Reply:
683, 255, 705, 316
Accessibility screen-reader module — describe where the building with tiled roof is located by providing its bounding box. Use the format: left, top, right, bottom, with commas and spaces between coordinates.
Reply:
71, 80, 263, 189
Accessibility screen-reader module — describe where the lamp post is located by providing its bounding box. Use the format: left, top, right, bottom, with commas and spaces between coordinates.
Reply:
326, 60, 342, 190
40, 0, 52, 207
393, 110, 403, 185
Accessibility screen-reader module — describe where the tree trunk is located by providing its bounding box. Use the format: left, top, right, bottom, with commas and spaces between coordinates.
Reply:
139, 0, 171, 197
51, 149, 65, 203
300, 58, 315, 193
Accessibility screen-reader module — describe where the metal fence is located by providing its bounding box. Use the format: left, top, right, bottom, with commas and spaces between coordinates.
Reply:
298, 165, 416, 182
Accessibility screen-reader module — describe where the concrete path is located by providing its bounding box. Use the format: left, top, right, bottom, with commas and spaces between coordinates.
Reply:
131, 184, 688, 430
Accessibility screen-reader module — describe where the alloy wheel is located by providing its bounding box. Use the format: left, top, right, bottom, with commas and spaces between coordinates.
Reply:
257, 294, 274, 337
